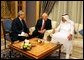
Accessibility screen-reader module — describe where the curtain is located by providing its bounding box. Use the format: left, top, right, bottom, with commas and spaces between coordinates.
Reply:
40, 1, 56, 15
7, 1, 16, 19
1, 1, 16, 19
7, 1, 11, 13
1, 1, 10, 18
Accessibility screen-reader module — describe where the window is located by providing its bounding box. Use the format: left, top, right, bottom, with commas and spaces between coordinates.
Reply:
18, 1, 22, 12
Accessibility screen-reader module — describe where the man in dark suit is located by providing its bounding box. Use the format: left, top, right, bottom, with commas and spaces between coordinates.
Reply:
10, 11, 30, 42
32, 13, 52, 39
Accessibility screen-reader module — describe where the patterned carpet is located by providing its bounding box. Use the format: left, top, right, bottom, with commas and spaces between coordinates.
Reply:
1, 48, 34, 59
1, 38, 83, 59
1, 48, 66, 59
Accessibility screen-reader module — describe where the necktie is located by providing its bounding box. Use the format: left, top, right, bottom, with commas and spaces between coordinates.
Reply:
20, 20, 24, 32
41, 20, 45, 30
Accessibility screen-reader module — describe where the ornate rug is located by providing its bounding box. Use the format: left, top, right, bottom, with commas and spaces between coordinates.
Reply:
1, 48, 66, 59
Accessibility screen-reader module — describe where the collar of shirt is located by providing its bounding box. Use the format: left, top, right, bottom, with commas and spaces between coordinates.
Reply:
19, 17, 22, 21
19, 17, 24, 26
42, 19, 45, 26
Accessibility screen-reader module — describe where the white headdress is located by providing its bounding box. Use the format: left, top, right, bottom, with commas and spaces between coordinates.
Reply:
61, 14, 74, 25
62, 14, 70, 21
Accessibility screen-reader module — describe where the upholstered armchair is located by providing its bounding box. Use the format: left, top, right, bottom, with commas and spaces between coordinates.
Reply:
1, 18, 12, 49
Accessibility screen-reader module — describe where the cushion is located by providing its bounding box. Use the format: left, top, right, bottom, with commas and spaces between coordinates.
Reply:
51, 21, 57, 29
74, 23, 83, 38
73, 38, 83, 48
3, 19, 12, 32
79, 29, 83, 36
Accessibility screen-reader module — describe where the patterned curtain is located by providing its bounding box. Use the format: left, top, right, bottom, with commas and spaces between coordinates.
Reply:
6, 1, 11, 13
41, 1, 56, 15
6, 1, 16, 19
1, 1, 15, 19
1, 1, 10, 18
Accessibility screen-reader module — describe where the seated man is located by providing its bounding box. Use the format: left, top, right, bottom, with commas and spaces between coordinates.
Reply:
10, 11, 30, 42
32, 13, 52, 39
51, 14, 74, 59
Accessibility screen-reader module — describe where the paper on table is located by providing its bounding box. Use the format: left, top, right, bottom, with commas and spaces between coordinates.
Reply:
18, 32, 28, 37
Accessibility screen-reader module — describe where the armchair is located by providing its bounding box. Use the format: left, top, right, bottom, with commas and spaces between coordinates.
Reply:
1, 18, 12, 49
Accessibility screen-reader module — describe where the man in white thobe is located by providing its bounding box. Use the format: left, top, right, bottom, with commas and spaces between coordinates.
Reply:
51, 14, 74, 59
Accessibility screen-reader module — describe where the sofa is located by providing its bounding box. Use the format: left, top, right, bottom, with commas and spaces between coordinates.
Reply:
29, 21, 83, 53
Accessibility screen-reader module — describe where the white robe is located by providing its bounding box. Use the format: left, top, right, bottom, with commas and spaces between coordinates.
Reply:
51, 21, 74, 54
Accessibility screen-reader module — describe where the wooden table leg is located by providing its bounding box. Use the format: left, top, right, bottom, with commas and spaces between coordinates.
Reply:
58, 47, 61, 59
9, 47, 13, 59
9, 49, 11, 58
4, 39, 6, 49
58, 44, 63, 59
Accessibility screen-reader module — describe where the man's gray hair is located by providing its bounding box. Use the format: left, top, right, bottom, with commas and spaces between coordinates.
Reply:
18, 10, 24, 16
42, 13, 48, 17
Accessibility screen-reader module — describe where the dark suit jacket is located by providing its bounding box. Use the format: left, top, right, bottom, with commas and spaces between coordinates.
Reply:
35, 18, 52, 31
10, 17, 29, 41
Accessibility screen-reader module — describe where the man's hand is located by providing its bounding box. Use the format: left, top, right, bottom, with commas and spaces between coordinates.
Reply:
28, 32, 31, 35
38, 29, 46, 34
42, 29, 46, 33
25, 33, 29, 37
38, 30, 42, 34
52, 28, 55, 34
67, 34, 72, 40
